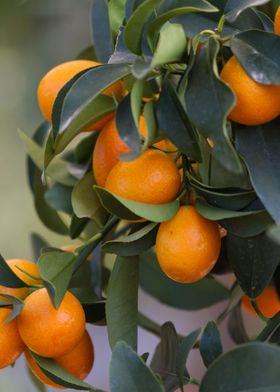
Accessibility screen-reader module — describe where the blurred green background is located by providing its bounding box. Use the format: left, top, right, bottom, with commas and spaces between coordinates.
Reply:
0, 1, 92, 390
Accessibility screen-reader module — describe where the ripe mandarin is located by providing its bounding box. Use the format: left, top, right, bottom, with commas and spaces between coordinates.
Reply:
0, 259, 41, 299
105, 149, 181, 204
25, 330, 94, 389
220, 56, 280, 125
0, 308, 25, 369
275, 6, 280, 35
242, 286, 280, 318
93, 115, 178, 187
156, 205, 221, 283
18, 288, 85, 357
37, 60, 123, 131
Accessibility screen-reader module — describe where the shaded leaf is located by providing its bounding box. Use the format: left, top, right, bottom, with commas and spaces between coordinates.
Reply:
199, 321, 223, 368
0, 254, 27, 288
110, 342, 164, 392
44, 183, 73, 214
91, 0, 114, 62
106, 256, 139, 351
227, 232, 280, 298
94, 186, 180, 222
225, 0, 270, 22
200, 343, 280, 392
140, 251, 229, 310
227, 305, 249, 344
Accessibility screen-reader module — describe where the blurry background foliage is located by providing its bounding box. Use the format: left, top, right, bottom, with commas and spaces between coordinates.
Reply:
0, 1, 91, 390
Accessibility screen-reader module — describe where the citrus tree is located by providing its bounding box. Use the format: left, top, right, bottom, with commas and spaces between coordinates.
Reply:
1, 0, 280, 390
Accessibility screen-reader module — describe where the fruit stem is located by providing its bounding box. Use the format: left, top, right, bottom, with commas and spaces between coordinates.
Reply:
217, 14, 225, 34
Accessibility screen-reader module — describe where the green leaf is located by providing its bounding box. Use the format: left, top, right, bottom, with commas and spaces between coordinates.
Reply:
108, 0, 126, 40
131, 79, 144, 126
58, 64, 130, 134
102, 222, 158, 256
53, 95, 117, 157
231, 30, 280, 84
236, 118, 280, 224
74, 132, 99, 164
185, 37, 243, 174
38, 251, 76, 308
124, 0, 162, 55
69, 215, 90, 240
147, 0, 218, 39
116, 94, 142, 156
199, 321, 223, 368
0, 254, 27, 288
227, 232, 280, 298
151, 23, 187, 66
109, 27, 139, 64
44, 183, 73, 214
0, 294, 24, 323
139, 251, 229, 310
94, 186, 180, 222
72, 173, 108, 227
30, 352, 102, 391
106, 256, 139, 351
91, 0, 114, 62
156, 79, 201, 161
110, 341, 164, 392
18, 129, 76, 186
176, 328, 201, 388
225, 0, 270, 22
200, 343, 280, 392
33, 170, 69, 235
30, 233, 49, 260
227, 305, 249, 344
69, 287, 99, 304
150, 322, 181, 391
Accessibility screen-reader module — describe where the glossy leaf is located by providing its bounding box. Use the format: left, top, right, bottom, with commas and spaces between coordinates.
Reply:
116, 94, 142, 156
199, 321, 223, 368
139, 251, 229, 310
110, 342, 164, 392
38, 251, 76, 308
72, 173, 108, 227
58, 64, 130, 133
225, 0, 270, 22
176, 328, 201, 389
156, 79, 201, 160
0, 294, 24, 323
30, 353, 101, 391
91, 0, 114, 63
200, 343, 280, 391
227, 233, 280, 298
150, 322, 181, 391
185, 37, 243, 174
109, 27, 139, 64
124, 0, 162, 55
18, 129, 76, 186
151, 23, 186, 66
44, 183, 73, 214
231, 30, 280, 84
0, 254, 27, 288
33, 170, 69, 235
236, 118, 280, 224
147, 0, 218, 38
94, 186, 180, 222
106, 256, 139, 351
108, 0, 126, 40
102, 223, 158, 256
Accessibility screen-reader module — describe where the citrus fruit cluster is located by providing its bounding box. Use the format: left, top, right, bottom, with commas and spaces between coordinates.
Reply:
0, 259, 94, 389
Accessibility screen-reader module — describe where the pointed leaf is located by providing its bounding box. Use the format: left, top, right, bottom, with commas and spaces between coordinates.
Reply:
225, 0, 270, 22
106, 256, 139, 351
110, 342, 164, 392
199, 321, 223, 368
0, 254, 27, 288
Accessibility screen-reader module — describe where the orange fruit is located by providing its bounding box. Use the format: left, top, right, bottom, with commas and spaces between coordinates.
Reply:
220, 56, 280, 125
37, 60, 123, 131
155, 205, 221, 283
275, 6, 280, 35
93, 115, 178, 187
105, 149, 181, 204
18, 288, 85, 357
25, 330, 94, 389
242, 286, 280, 318
0, 308, 25, 368
0, 259, 41, 300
